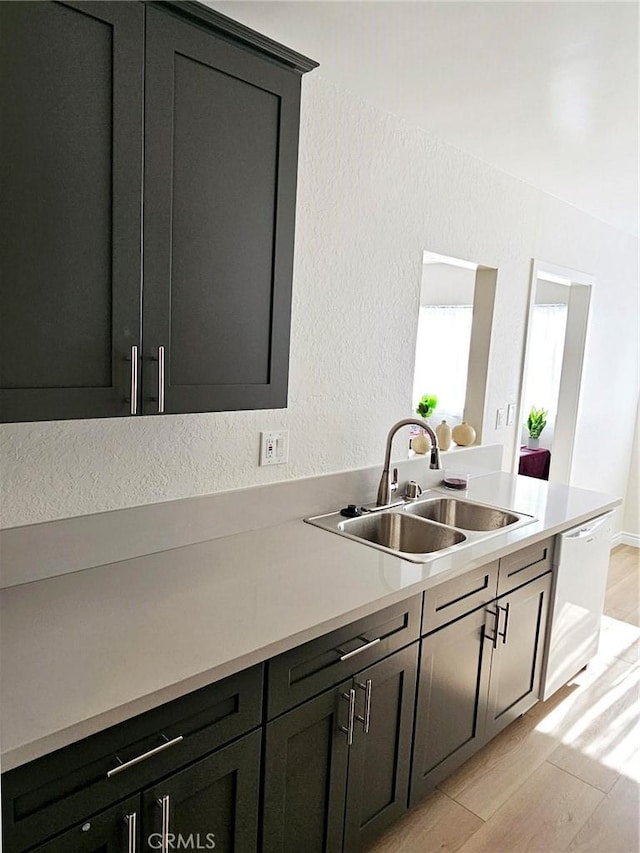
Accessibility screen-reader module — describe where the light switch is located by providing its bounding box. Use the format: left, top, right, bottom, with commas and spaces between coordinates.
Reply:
507, 403, 516, 426
260, 430, 289, 466
495, 407, 505, 429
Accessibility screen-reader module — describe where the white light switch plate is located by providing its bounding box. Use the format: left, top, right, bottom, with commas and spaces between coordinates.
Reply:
260, 430, 289, 466
495, 407, 505, 429
507, 403, 516, 426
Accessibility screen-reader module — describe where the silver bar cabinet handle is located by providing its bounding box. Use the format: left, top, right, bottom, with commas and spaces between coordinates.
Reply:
158, 794, 170, 853
125, 812, 137, 853
129, 345, 138, 415
356, 679, 373, 733
107, 735, 183, 778
499, 602, 510, 644
158, 345, 165, 414
340, 688, 356, 745
337, 637, 380, 662
485, 608, 499, 650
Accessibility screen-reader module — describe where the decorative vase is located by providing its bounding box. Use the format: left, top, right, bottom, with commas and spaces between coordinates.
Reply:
435, 419, 452, 451
412, 430, 431, 455
452, 421, 476, 447
527, 437, 540, 450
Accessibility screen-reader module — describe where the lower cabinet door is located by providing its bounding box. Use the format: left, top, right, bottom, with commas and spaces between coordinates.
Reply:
343, 643, 418, 852
483, 572, 551, 742
143, 730, 261, 853
410, 607, 492, 806
31, 796, 139, 853
262, 681, 351, 853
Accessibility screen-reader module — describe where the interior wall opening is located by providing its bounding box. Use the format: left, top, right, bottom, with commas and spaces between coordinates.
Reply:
515, 261, 594, 484
413, 251, 497, 445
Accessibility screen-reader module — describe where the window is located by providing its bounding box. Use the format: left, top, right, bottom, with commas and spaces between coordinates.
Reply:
412, 304, 473, 421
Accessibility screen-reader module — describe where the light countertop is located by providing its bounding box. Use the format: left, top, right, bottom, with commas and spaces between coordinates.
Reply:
0, 473, 620, 771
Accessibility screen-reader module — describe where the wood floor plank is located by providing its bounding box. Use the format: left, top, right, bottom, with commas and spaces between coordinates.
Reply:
604, 571, 639, 616
565, 775, 640, 853
597, 614, 640, 664
528, 655, 639, 795
607, 546, 639, 588
438, 713, 557, 819
367, 790, 483, 853
456, 762, 604, 853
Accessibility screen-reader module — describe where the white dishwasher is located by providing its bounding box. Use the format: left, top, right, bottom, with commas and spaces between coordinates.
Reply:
541, 511, 615, 700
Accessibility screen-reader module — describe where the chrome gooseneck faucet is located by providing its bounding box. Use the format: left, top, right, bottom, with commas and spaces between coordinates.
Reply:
376, 418, 442, 507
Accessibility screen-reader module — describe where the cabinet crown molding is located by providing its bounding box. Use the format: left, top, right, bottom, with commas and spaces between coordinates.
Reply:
152, 1, 319, 73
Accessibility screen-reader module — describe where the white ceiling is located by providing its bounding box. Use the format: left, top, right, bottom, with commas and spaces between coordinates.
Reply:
208, 0, 639, 237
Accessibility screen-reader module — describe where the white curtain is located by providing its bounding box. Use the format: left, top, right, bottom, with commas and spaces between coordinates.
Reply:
412, 305, 473, 421
522, 304, 568, 448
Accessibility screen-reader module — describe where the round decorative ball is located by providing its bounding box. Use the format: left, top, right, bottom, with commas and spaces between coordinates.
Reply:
452, 421, 476, 446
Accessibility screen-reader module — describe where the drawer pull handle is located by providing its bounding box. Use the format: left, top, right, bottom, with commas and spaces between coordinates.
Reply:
356, 679, 373, 733
337, 637, 381, 662
340, 688, 356, 745
107, 735, 183, 778
158, 794, 170, 853
126, 812, 137, 853
484, 608, 499, 650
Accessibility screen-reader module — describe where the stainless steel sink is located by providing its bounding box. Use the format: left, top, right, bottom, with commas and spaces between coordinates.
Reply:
305, 489, 536, 563
339, 512, 466, 555
404, 497, 520, 531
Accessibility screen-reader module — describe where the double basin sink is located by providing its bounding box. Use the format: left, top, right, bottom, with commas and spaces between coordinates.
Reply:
306, 493, 535, 563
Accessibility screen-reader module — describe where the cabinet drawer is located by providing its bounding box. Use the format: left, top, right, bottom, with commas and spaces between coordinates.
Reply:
498, 537, 554, 595
2, 664, 263, 852
422, 561, 499, 634
266, 596, 421, 719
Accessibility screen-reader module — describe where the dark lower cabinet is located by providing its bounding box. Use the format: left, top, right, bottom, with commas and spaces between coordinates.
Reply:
342, 645, 418, 851
31, 796, 139, 853
2, 551, 555, 853
143, 731, 261, 853
262, 679, 351, 853
483, 572, 551, 741
410, 570, 552, 806
262, 646, 418, 853
27, 733, 261, 853
410, 606, 491, 805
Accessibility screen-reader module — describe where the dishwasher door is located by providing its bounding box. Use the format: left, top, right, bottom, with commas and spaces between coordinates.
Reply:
541, 512, 615, 700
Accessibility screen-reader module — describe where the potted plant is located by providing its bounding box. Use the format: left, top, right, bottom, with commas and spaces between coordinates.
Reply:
526, 406, 547, 449
413, 394, 438, 454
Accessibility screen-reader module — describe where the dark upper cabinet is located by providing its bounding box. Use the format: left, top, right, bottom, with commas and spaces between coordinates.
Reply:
0, 1, 316, 423
143, 7, 302, 415
0, 1, 144, 422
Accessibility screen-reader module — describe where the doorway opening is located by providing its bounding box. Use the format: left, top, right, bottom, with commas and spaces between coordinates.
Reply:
514, 260, 594, 484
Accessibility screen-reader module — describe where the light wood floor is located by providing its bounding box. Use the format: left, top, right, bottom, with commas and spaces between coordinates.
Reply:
369, 544, 640, 853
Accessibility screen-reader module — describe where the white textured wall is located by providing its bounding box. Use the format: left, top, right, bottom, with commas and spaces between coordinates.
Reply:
1, 76, 638, 528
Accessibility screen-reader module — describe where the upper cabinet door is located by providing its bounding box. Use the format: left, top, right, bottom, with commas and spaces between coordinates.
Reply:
142, 7, 302, 415
0, 1, 144, 423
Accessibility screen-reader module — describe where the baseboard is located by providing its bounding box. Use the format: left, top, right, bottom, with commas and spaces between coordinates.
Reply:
612, 531, 640, 548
